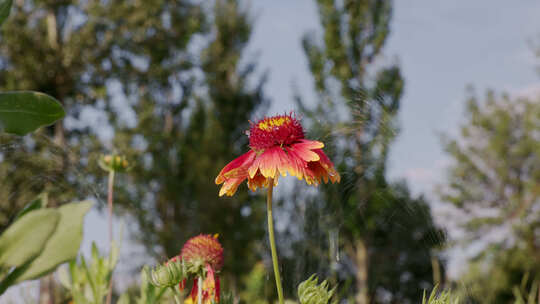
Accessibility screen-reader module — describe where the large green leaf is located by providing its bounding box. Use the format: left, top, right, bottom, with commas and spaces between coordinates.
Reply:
0, 209, 59, 267
14, 201, 93, 282
0, 0, 12, 26
0, 91, 65, 135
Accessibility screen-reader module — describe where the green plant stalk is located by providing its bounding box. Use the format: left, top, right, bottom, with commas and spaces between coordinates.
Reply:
198, 275, 203, 304
170, 286, 182, 304
105, 170, 115, 304
107, 170, 115, 245
267, 179, 284, 304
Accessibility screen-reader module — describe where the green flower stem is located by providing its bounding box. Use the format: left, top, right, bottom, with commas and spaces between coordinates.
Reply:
107, 170, 115, 245
170, 286, 182, 304
198, 275, 203, 304
105, 170, 115, 304
267, 178, 284, 304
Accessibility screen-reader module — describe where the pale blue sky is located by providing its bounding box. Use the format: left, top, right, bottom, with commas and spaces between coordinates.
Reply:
248, 0, 540, 198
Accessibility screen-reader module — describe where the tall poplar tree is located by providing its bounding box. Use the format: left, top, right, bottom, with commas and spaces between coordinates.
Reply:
297, 0, 442, 302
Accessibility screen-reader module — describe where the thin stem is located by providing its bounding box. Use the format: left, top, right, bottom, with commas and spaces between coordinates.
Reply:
170, 286, 182, 304
105, 170, 115, 304
266, 178, 284, 304
107, 170, 115, 245
198, 276, 203, 304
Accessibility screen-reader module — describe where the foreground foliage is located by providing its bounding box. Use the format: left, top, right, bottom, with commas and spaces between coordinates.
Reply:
59, 242, 119, 304
0, 198, 92, 295
422, 286, 459, 304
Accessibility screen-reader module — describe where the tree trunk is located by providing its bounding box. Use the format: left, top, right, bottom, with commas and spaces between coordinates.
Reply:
355, 238, 369, 304
54, 121, 65, 147
431, 253, 441, 287
47, 7, 65, 148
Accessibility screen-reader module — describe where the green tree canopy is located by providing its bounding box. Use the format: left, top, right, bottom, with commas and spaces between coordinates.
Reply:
440, 91, 540, 303
441, 92, 539, 239
0, 0, 205, 222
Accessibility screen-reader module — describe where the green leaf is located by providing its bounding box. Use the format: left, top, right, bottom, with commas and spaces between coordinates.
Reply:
0, 209, 59, 268
0, 259, 32, 295
0, 0, 12, 26
13, 193, 48, 221
0, 91, 65, 136
14, 201, 92, 282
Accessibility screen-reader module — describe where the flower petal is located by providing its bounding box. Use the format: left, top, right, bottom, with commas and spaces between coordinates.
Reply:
215, 150, 256, 184
297, 139, 324, 149
289, 142, 320, 162
248, 147, 285, 179
190, 278, 199, 302
307, 160, 327, 184
285, 147, 312, 182
218, 177, 244, 197
204, 264, 220, 303
248, 153, 262, 179
247, 171, 267, 191
274, 148, 291, 177
178, 278, 186, 291
261, 147, 283, 178
312, 149, 341, 183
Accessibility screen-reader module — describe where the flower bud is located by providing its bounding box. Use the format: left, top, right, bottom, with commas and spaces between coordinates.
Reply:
148, 257, 187, 288
298, 274, 337, 304
181, 234, 224, 275
99, 153, 130, 173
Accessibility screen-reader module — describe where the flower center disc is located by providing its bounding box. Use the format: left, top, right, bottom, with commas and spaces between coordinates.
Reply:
249, 114, 304, 150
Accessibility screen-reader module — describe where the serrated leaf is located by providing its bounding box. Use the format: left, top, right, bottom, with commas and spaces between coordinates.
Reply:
0, 0, 12, 26
0, 209, 59, 267
0, 91, 65, 135
14, 201, 93, 282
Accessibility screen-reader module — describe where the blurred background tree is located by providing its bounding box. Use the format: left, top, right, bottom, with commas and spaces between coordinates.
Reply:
293, 0, 444, 302
440, 91, 540, 303
0, 0, 205, 300
0, 0, 113, 225
0, 0, 204, 225
111, 0, 269, 295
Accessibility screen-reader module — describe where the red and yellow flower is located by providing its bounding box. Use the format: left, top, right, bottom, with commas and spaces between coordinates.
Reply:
216, 113, 340, 196
179, 234, 223, 304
